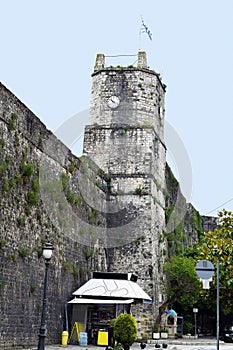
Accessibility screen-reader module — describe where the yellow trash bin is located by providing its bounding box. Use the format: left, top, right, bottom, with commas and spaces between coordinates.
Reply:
62, 331, 69, 345
97, 330, 108, 346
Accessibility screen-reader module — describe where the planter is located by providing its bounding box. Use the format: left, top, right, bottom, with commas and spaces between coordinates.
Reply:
153, 332, 160, 339
160, 332, 168, 339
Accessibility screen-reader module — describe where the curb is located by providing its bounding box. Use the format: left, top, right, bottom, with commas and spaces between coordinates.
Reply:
148, 339, 223, 346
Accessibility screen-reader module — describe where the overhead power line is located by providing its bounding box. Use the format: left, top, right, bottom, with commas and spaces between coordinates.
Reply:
105, 54, 137, 57
206, 197, 233, 215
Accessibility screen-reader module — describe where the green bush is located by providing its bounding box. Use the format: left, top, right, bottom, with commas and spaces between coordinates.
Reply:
114, 314, 137, 349
183, 320, 194, 335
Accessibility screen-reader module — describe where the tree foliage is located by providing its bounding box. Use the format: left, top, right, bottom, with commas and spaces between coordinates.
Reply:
195, 209, 233, 313
164, 255, 201, 308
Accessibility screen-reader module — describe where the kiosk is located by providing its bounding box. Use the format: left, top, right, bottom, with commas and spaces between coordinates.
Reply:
68, 272, 152, 344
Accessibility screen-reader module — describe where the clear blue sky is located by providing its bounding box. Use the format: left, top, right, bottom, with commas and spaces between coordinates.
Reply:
1, 0, 233, 217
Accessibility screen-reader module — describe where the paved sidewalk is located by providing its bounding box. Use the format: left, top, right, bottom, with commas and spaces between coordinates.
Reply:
14, 338, 233, 350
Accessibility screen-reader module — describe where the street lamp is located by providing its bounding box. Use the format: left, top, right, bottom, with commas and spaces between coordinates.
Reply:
37, 242, 53, 350
193, 308, 198, 338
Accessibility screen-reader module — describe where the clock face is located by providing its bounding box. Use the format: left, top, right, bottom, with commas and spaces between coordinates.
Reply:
107, 95, 120, 109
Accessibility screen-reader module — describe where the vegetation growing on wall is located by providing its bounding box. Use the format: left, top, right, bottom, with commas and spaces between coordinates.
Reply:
61, 172, 83, 207
192, 210, 203, 238
0, 279, 6, 290
18, 247, 30, 260
0, 138, 6, 151
7, 113, 17, 131
0, 237, 7, 249
84, 248, 94, 260
0, 155, 11, 174
135, 185, 142, 195
30, 283, 36, 295
28, 177, 39, 206
21, 162, 34, 177
105, 173, 111, 191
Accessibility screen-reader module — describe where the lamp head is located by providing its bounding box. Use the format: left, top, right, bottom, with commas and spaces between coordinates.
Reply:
42, 242, 53, 261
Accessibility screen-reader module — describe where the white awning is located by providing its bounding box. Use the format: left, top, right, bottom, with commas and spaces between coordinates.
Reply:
72, 278, 151, 301
68, 298, 134, 304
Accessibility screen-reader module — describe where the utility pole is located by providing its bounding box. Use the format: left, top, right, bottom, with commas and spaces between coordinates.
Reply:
216, 260, 220, 350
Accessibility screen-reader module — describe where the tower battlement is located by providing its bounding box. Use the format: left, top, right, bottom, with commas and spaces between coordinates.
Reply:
94, 51, 149, 70
89, 51, 166, 143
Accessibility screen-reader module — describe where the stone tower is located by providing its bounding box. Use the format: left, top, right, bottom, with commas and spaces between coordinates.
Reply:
83, 51, 167, 337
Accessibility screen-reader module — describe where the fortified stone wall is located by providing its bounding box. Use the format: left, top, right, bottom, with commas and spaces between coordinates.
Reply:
165, 163, 204, 254
0, 83, 108, 348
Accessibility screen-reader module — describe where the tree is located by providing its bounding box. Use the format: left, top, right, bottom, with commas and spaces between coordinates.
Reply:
163, 255, 201, 309
195, 209, 233, 313
114, 314, 138, 350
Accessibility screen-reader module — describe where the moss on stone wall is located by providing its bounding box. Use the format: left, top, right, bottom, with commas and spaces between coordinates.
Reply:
0, 83, 108, 347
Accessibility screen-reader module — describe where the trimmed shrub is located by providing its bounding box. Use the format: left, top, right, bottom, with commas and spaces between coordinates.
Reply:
114, 314, 138, 349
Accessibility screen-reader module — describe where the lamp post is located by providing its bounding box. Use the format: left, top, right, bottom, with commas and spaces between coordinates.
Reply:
37, 243, 53, 350
193, 308, 198, 338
